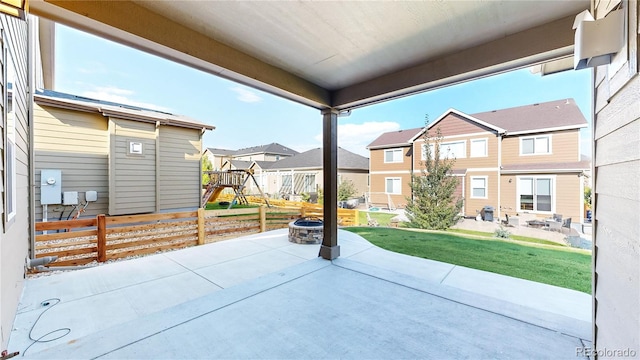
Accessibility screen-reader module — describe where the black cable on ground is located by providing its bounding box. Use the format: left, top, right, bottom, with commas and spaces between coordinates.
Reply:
22, 298, 71, 356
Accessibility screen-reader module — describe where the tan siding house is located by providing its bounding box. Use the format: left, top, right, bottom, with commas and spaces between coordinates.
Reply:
0, 12, 30, 349
368, 100, 589, 222
34, 89, 214, 219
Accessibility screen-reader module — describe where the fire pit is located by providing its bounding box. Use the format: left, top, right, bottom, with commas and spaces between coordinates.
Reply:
288, 217, 324, 244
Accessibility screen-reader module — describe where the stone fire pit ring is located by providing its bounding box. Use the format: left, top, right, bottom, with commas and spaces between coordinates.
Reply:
288, 217, 324, 244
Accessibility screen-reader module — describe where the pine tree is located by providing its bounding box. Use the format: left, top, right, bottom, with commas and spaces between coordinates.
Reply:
405, 124, 464, 230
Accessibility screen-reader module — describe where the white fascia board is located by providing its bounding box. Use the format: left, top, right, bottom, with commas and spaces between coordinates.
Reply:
505, 124, 588, 136
409, 108, 506, 142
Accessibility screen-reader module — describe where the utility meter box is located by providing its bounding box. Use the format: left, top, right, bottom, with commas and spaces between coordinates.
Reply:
63, 191, 79, 205
40, 169, 62, 205
85, 190, 98, 202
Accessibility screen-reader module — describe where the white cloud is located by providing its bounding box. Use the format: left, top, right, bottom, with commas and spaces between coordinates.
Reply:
313, 121, 401, 157
231, 86, 262, 103
82, 86, 172, 112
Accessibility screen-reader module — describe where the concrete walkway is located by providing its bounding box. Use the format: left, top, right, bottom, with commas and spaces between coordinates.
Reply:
9, 229, 592, 359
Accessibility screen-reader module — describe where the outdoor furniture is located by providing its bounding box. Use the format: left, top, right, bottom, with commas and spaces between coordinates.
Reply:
545, 219, 562, 232
526, 220, 546, 229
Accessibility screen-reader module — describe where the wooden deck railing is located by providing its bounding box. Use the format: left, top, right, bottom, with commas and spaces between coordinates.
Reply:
34, 205, 357, 268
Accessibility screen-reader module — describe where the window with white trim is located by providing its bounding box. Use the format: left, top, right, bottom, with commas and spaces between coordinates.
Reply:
470, 138, 487, 157
470, 176, 487, 199
280, 174, 292, 194
422, 141, 466, 160
520, 135, 551, 155
4, 44, 16, 225
385, 177, 401, 194
518, 177, 554, 212
302, 174, 315, 193
384, 149, 403, 163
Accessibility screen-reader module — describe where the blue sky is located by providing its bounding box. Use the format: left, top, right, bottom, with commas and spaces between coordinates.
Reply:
54, 24, 592, 157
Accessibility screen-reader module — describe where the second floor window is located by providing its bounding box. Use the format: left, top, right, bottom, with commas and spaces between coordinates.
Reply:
521, 135, 551, 155
423, 141, 466, 160
384, 149, 403, 163
470, 138, 487, 157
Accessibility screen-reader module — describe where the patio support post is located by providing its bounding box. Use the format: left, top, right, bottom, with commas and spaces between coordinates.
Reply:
319, 108, 340, 260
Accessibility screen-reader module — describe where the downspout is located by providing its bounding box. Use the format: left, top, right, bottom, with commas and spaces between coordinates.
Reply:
155, 121, 160, 212
27, 16, 36, 259
497, 133, 503, 222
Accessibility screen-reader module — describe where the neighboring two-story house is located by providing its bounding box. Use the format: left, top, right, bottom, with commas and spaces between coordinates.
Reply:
368, 99, 589, 222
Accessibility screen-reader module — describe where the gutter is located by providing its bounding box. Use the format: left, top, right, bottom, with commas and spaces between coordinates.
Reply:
27, 16, 36, 260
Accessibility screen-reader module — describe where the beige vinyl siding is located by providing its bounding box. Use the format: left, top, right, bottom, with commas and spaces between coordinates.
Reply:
0, 14, 29, 349
33, 105, 109, 219
463, 171, 498, 217
413, 134, 499, 170
159, 126, 201, 211
554, 174, 581, 222
370, 147, 411, 172
109, 118, 156, 215
501, 129, 580, 165
339, 172, 368, 198
369, 172, 411, 208
592, 0, 639, 350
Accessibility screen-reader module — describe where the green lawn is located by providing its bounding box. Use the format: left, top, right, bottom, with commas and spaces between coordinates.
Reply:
345, 227, 591, 293
447, 228, 565, 247
357, 211, 397, 226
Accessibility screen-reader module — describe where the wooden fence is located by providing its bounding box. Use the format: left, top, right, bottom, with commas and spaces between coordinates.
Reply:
34, 205, 357, 268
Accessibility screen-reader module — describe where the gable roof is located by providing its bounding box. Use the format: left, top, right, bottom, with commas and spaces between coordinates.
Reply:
470, 98, 588, 135
234, 143, 299, 156
35, 89, 215, 131
266, 147, 369, 171
367, 127, 423, 149
372, 99, 588, 148
206, 148, 236, 156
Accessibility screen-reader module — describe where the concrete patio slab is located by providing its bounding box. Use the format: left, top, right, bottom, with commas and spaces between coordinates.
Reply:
9, 229, 592, 359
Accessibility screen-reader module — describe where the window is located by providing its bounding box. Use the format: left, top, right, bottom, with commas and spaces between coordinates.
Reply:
385, 178, 401, 194
423, 141, 466, 160
470, 177, 487, 198
4, 44, 16, 225
384, 149, 403, 163
302, 174, 315, 193
520, 135, 551, 155
518, 177, 554, 212
441, 141, 466, 159
280, 174, 292, 194
470, 138, 487, 157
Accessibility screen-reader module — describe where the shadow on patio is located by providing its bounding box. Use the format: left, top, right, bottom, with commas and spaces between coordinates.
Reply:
10, 229, 591, 359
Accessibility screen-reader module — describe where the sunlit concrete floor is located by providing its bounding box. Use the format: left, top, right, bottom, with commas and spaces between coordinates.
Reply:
9, 229, 592, 359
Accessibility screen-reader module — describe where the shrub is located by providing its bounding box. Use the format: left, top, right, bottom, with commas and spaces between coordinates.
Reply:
494, 226, 511, 239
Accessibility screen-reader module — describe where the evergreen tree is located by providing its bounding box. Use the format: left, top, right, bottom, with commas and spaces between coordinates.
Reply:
405, 123, 464, 230
201, 156, 213, 186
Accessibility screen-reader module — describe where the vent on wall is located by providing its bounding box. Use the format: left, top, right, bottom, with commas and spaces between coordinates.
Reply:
129, 141, 143, 155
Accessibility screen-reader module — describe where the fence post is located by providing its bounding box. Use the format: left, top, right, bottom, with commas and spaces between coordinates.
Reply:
259, 206, 266, 232
301, 206, 306, 218
97, 214, 106, 262
353, 209, 359, 226
197, 208, 205, 245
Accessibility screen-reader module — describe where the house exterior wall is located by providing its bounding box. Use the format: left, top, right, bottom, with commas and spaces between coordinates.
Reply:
0, 13, 29, 349
369, 145, 412, 208
109, 118, 156, 215
159, 126, 201, 211
463, 171, 499, 216
501, 129, 581, 165
33, 104, 109, 220
499, 173, 582, 221
592, 1, 639, 353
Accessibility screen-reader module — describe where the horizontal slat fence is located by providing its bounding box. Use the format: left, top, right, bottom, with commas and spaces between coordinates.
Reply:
34, 203, 358, 269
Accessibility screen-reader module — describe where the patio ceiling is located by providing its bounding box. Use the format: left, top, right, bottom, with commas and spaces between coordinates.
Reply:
30, 0, 589, 111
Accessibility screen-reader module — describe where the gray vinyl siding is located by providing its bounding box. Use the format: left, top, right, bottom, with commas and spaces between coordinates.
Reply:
592, 1, 639, 353
159, 126, 201, 211
0, 14, 29, 349
33, 104, 109, 220
109, 118, 156, 215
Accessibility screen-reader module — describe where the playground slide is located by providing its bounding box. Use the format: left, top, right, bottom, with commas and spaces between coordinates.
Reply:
202, 186, 225, 207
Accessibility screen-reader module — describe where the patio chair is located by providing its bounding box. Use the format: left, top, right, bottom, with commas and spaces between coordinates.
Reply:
562, 217, 572, 229
553, 213, 562, 222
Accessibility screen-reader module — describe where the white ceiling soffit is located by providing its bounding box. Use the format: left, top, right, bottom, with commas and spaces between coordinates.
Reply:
30, 0, 588, 111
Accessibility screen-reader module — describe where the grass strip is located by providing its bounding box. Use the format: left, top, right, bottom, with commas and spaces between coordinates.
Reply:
345, 227, 591, 293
